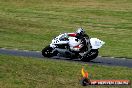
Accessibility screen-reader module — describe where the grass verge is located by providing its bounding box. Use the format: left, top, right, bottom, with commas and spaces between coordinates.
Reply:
0, 0, 132, 58
0, 54, 131, 88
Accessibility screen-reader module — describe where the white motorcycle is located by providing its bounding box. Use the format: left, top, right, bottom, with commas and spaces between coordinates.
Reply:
42, 33, 105, 61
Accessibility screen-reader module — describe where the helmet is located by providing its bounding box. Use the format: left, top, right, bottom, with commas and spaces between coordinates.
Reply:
76, 28, 85, 36
63, 33, 69, 38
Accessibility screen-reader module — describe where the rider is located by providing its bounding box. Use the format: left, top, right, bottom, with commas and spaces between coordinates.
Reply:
67, 28, 91, 52
68, 28, 89, 39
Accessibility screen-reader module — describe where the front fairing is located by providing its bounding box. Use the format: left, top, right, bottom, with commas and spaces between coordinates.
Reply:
51, 34, 69, 45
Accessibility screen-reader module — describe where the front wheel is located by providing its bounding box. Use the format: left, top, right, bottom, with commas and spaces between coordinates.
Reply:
42, 45, 54, 57
80, 49, 98, 62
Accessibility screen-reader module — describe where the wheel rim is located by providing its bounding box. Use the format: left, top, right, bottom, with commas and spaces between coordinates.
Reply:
80, 50, 98, 61
45, 49, 53, 55
45, 49, 52, 55
89, 51, 96, 56
42, 47, 53, 57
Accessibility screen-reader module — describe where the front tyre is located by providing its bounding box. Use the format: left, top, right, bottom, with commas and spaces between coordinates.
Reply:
42, 45, 54, 57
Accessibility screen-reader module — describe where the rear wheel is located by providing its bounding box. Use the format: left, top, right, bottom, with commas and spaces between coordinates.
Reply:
42, 45, 53, 57
80, 49, 98, 62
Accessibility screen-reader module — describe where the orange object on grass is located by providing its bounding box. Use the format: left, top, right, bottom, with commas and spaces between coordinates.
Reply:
81, 67, 88, 78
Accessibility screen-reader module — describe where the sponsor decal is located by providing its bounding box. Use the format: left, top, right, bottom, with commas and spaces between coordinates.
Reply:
80, 67, 130, 86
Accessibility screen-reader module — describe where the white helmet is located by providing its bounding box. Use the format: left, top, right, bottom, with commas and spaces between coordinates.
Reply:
76, 28, 85, 35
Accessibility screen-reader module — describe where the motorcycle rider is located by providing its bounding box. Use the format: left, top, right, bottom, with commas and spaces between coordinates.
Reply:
67, 28, 91, 52
68, 28, 89, 39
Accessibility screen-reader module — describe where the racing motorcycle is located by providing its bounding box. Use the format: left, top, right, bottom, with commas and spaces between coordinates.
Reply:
42, 33, 105, 61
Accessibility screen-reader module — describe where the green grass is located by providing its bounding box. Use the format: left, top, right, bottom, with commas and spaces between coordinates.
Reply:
0, 0, 132, 58
0, 54, 132, 88
0, 1, 131, 87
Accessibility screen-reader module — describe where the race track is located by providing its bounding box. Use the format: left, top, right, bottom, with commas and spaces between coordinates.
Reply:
0, 48, 132, 68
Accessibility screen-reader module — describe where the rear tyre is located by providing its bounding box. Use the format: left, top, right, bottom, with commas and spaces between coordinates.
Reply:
89, 49, 98, 60
42, 45, 53, 57
80, 49, 98, 62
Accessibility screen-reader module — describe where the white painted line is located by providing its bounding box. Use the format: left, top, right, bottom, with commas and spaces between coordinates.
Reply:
1, 48, 6, 50
23, 50, 29, 52
120, 58, 126, 60
98, 56, 102, 57
14, 48, 18, 50
36, 51, 41, 52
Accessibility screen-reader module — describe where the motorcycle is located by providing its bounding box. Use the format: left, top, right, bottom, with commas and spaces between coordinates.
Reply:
42, 33, 105, 61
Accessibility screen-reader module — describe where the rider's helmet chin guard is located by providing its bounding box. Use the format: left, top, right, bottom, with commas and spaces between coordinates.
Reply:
76, 28, 85, 36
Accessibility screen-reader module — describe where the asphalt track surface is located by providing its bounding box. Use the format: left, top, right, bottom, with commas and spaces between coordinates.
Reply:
0, 48, 132, 68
